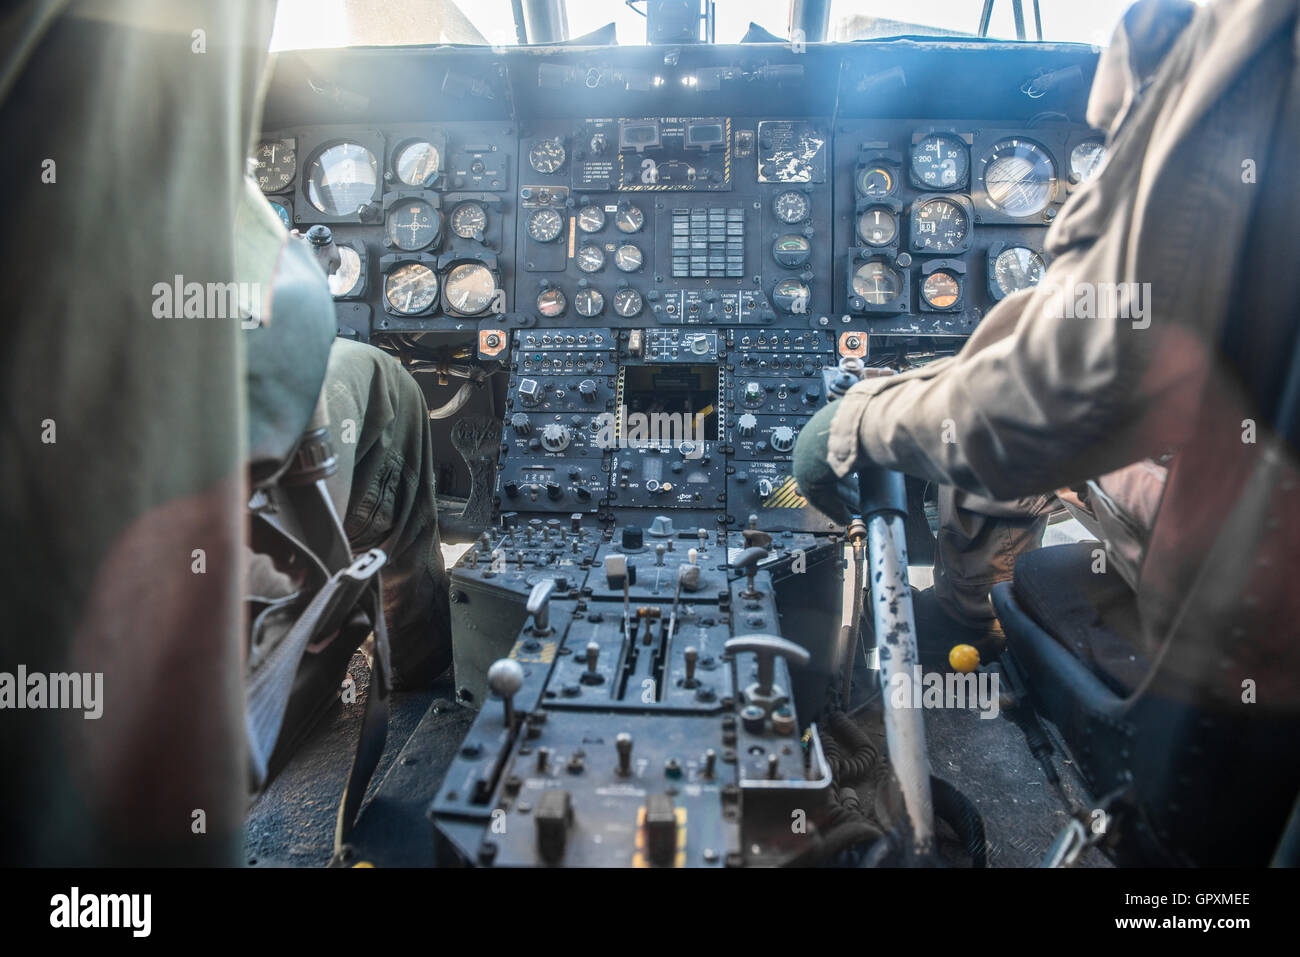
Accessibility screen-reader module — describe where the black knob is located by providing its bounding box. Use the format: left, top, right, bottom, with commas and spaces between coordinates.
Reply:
621, 525, 644, 551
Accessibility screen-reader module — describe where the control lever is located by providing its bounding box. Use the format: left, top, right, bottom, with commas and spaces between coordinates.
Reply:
732, 546, 770, 599
486, 658, 525, 728
723, 634, 811, 716
526, 578, 557, 635
666, 563, 700, 641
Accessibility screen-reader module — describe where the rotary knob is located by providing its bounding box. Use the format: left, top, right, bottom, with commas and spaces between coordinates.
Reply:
511, 413, 532, 436
737, 413, 758, 439
577, 379, 598, 402
742, 381, 764, 406
540, 424, 571, 452
770, 426, 796, 453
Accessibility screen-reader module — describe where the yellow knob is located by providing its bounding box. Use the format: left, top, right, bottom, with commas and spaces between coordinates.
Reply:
948, 644, 979, 673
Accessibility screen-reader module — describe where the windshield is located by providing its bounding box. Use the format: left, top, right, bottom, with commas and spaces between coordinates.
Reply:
269, 0, 1144, 51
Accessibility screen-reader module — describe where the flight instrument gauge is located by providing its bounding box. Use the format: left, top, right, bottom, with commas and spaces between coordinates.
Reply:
980, 139, 1057, 217
385, 199, 441, 251
772, 278, 810, 314
856, 166, 895, 199
1069, 140, 1107, 183
989, 245, 1046, 300
614, 243, 643, 273
306, 142, 378, 216
857, 207, 898, 247
392, 140, 440, 187
443, 262, 497, 316
384, 262, 437, 314
615, 203, 645, 233
852, 261, 902, 306
328, 245, 363, 298
450, 202, 487, 239
253, 139, 295, 193
911, 133, 968, 189
577, 205, 606, 233
921, 270, 961, 309
613, 288, 643, 317
576, 243, 605, 273
773, 190, 811, 225
536, 287, 567, 318
529, 139, 566, 174
527, 207, 564, 243
574, 287, 604, 317
911, 197, 970, 253
772, 235, 811, 268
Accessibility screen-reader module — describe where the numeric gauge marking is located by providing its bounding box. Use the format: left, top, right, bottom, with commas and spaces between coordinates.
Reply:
393, 140, 440, 187
574, 288, 604, 317
527, 207, 564, 243
614, 243, 643, 273
613, 288, 643, 317
921, 270, 961, 309
1070, 140, 1107, 183
529, 139, 566, 174
384, 262, 437, 314
451, 202, 487, 239
911, 133, 968, 189
615, 204, 644, 233
577, 205, 606, 233
773, 190, 811, 225
911, 198, 969, 253
991, 246, 1046, 299
253, 139, 295, 193
576, 243, 605, 273
306, 142, 378, 217
444, 262, 496, 316
772, 234, 811, 268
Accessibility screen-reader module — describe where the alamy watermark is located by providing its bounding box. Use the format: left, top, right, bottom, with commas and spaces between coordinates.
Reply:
1039, 279, 1152, 329
886, 665, 1001, 719
0, 666, 103, 719
590, 405, 709, 458
151, 275, 261, 329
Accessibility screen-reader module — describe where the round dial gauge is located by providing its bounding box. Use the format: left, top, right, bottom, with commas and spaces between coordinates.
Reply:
912, 198, 969, 253
253, 139, 295, 193
772, 234, 811, 268
384, 262, 437, 315
982, 139, 1057, 217
857, 207, 898, 246
772, 278, 810, 314
536, 287, 566, 318
574, 288, 604, 317
385, 199, 440, 251
328, 245, 363, 297
613, 288, 643, 317
614, 243, 643, 273
576, 243, 605, 273
444, 262, 496, 316
576, 205, 606, 233
852, 261, 902, 306
856, 166, 894, 199
306, 142, 378, 217
773, 190, 811, 225
912, 133, 968, 189
269, 201, 291, 231
450, 202, 487, 239
992, 246, 1046, 299
922, 270, 961, 309
614, 204, 644, 233
527, 207, 564, 243
392, 140, 440, 187
1070, 140, 1107, 183
529, 139, 566, 174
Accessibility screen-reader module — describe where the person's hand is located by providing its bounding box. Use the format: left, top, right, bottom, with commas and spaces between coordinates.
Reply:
792, 368, 896, 525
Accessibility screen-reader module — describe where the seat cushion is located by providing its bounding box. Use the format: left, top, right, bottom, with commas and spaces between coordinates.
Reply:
1010, 542, 1150, 696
